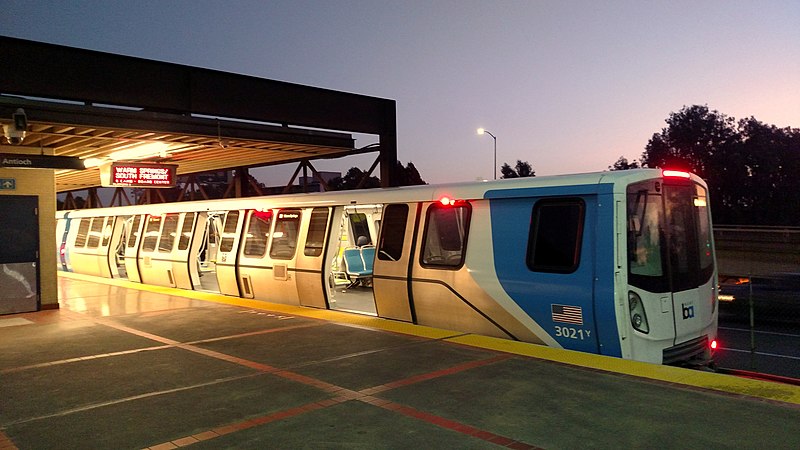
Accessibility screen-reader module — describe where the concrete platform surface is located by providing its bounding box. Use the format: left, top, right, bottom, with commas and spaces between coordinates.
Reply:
0, 273, 798, 449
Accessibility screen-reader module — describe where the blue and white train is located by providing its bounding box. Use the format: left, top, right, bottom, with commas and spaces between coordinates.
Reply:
56, 169, 718, 365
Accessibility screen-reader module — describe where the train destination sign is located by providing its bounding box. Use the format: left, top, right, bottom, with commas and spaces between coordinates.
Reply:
100, 162, 177, 188
0, 153, 85, 170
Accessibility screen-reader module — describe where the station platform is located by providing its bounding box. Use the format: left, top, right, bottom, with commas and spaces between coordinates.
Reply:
1, 273, 799, 449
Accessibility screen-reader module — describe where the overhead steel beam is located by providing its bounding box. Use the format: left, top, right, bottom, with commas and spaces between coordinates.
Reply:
0, 36, 399, 187
0, 95, 354, 150
0, 36, 397, 136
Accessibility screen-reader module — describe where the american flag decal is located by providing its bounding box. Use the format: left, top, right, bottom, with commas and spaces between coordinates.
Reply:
551, 304, 583, 325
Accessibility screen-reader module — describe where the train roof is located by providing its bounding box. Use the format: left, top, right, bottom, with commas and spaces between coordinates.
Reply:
58, 168, 703, 217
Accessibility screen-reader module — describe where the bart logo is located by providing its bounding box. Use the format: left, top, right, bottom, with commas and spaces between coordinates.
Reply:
682, 303, 695, 319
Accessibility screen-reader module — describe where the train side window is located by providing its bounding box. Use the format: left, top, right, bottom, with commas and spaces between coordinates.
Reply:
349, 213, 372, 245
127, 215, 142, 248
378, 204, 409, 261
177, 213, 196, 251
270, 210, 301, 259
158, 214, 179, 253
243, 210, 272, 257
219, 211, 240, 253
527, 199, 585, 273
421, 202, 471, 268
101, 218, 113, 247
86, 217, 104, 248
142, 216, 162, 252
74, 219, 90, 248
304, 208, 329, 257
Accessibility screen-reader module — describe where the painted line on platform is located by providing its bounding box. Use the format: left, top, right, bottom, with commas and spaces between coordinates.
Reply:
61, 274, 542, 449
58, 271, 800, 406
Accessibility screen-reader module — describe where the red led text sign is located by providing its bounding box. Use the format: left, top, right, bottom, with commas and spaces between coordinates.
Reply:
103, 163, 177, 188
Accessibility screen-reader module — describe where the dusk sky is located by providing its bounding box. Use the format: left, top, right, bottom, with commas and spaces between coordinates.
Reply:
3, 1, 798, 184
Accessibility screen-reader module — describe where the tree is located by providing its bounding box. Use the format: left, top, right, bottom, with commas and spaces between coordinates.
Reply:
328, 167, 380, 190
730, 117, 800, 224
608, 156, 640, 170
641, 105, 739, 179
327, 160, 426, 191
500, 160, 535, 179
392, 161, 427, 186
641, 105, 800, 225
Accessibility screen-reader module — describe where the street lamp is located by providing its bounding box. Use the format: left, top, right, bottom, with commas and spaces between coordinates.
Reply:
477, 128, 497, 180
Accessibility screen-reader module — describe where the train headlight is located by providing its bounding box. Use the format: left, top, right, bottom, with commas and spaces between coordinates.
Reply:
628, 291, 650, 334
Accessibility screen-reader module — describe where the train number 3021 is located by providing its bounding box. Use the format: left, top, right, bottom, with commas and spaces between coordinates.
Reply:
554, 325, 591, 340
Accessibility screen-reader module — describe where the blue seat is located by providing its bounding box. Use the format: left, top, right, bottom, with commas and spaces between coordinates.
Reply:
342, 246, 375, 288
361, 246, 375, 273
343, 248, 369, 278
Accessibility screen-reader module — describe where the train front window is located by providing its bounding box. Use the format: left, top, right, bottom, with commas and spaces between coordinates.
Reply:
694, 184, 714, 275
627, 179, 714, 292
628, 185, 664, 280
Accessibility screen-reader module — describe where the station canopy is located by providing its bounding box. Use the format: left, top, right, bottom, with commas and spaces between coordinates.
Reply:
0, 36, 397, 193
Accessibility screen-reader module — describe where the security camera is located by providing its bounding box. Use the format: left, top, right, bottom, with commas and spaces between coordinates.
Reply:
3, 108, 27, 145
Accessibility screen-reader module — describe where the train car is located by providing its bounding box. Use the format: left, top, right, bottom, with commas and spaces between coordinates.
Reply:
56, 169, 719, 365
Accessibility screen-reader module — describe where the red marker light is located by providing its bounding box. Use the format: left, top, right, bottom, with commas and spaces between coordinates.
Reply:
662, 170, 691, 179
710, 340, 718, 350
440, 196, 453, 206
253, 209, 273, 221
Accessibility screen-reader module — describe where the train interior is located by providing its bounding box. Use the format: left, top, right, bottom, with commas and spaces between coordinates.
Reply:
327, 205, 382, 315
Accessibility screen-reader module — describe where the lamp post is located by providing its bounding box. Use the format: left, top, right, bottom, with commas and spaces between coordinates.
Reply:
477, 128, 497, 180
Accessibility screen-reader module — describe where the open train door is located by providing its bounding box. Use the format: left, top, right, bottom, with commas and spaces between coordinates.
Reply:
372, 203, 418, 322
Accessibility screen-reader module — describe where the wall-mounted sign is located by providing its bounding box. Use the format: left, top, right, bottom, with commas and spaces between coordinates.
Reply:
0, 153, 85, 170
0, 178, 16, 190
100, 162, 177, 188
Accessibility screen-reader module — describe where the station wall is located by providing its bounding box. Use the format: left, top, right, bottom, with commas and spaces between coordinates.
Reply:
0, 150, 58, 310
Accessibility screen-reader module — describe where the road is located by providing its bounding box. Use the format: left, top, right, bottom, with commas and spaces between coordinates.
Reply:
715, 306, 800, 380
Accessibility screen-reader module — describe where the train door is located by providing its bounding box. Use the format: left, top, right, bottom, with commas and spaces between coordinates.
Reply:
56, 214, 68, 270
237, 209, 273, 299
0, 195, 39, 314
411, 198, 522, 338
372, 203, 418, 321
169, 212, 198, 290
489, 196, 601, 353
124, 214, 146, 283
663, 182, 716, 347
138, 214, 177, 287
96, 216, 116, 278
216, 210, 245, 297
69, 216, 116, 278
108, 216, 128, 278
57, 213, 75, 272
188, 212, 218, 292
296, 207, 332, 308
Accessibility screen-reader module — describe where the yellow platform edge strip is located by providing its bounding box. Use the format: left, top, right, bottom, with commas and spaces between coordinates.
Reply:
58, 271, 800, 405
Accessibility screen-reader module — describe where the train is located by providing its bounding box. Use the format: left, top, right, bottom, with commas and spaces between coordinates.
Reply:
56, 168, 719, 365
